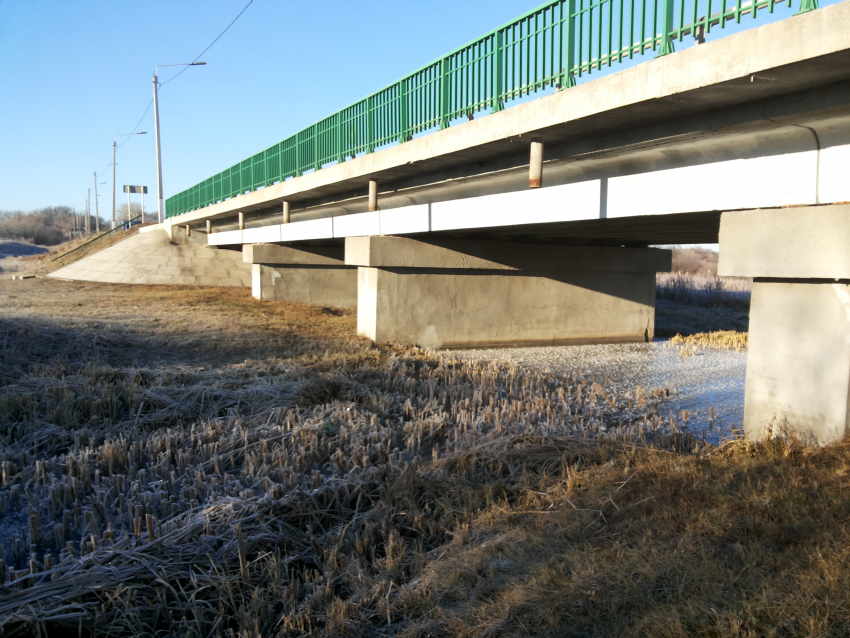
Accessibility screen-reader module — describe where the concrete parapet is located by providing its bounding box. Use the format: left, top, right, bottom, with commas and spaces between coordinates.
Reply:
719, 204, 850, 444
349, 237, 669, 348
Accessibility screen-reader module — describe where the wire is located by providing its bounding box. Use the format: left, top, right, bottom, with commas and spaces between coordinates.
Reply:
161, 0, 254, 88
115, 0, 255, 151
116, 100, 153, 149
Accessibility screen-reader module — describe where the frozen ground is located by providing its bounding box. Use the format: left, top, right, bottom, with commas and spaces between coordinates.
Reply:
452, 341, 747, 443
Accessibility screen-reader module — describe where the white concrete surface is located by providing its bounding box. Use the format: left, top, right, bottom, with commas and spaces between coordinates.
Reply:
50, 228, 251, 287
243, 225, 282, 244
718, 204, 850, 278
430, 180, 601, 230
333, 211, 381, 237
280, 218, 334, 242
379, 204, 431, 235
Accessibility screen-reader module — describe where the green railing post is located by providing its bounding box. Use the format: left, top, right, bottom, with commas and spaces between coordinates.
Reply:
561, 0, 577, 89
337, 112, 345, 163
367, 96, 375, 153
657, 0, 676, 56
439, 57, 451, 129
493, 31, 504, 112
398, 79, 409, 143
795, 0, 818, 14
295, 133, 302, 177
314, 125, 320, 171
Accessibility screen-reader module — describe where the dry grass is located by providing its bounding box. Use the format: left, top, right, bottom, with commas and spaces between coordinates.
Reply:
668, 330, 749, 356
1, 279, 848, 637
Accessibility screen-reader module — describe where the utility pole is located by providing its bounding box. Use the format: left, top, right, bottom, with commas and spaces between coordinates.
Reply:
86, 189, 91, 235
153, 61, 205, 224
153, 72, 164, 224
112, 140, 117, 230
93, 172, 100, 233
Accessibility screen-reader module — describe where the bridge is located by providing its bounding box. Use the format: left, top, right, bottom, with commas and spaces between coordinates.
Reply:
54, 0, 850, 444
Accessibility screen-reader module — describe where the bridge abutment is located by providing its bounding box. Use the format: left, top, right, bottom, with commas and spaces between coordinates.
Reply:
244, 244, 357, 307
720, 204, 850, 444
346, 236, 671, 348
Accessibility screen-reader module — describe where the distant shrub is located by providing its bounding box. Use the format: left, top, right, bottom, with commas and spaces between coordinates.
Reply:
0, 206, 101, 246
658, 272, 694, 302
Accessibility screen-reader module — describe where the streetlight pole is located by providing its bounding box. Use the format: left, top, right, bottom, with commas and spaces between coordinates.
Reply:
112, 132, 147, 229
93, 172, 101, 233
153, 61, 206, 224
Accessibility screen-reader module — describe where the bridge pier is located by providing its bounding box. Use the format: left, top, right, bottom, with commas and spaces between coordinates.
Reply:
244, 244, 357, 307
346, 236, 671, 348
720, 204, 850, 445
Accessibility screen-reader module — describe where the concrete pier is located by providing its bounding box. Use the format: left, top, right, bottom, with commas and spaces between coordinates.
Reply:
719, 204, 850, 444
346, 236, 671, 348
244, 243, 357, 307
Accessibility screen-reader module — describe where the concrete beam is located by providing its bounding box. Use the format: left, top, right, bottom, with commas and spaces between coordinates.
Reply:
351, 236, 668, 348
243, 243, 344, 265
718, 204, 850, 278
251, 264, 357, 307
345, 236, 671, 272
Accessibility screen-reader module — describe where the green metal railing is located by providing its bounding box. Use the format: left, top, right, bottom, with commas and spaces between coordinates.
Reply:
165, 0, 818, 219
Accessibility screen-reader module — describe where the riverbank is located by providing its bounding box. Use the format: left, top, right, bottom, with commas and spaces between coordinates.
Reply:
1, 278, 847, 637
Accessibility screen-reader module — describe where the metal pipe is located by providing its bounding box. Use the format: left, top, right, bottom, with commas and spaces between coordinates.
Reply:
283, 201, 291, 224
368, 180, 378, 212
529, 141, 544, 188
238, 212, 245, 230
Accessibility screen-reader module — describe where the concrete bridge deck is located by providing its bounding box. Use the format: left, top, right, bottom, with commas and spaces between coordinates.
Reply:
166, 2, 850, 247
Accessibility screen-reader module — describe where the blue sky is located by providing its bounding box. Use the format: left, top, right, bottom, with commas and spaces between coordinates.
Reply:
0, 0, 835, 215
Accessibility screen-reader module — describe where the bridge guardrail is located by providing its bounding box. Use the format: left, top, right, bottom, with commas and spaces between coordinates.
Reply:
165, 0, 817, 220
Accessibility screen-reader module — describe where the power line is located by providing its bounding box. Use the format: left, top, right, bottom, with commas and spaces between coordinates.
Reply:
114, 0, 255, 152
161, 0, 254, 88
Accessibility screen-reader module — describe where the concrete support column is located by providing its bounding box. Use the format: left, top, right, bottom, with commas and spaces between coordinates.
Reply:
347, 236, 671, 348
238, 212, 245, 231
368, 181, 378, 212
719, 204, 850, 445
206, 220, 211, 234
283, 201, 291, 224
185, 225, 191, 237
244, 243, 357, 307
529, 141, 544, 188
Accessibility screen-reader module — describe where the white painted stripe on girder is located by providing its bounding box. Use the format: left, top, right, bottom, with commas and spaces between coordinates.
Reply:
333, 211, 381, 238
280, 218, 333, 241
429, 180, 601, 231
820, 145, 850, 204
379, 204, 431, 235
214, 230, 243, 245
607, 151, 818, 217
243, 225, 282, 244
